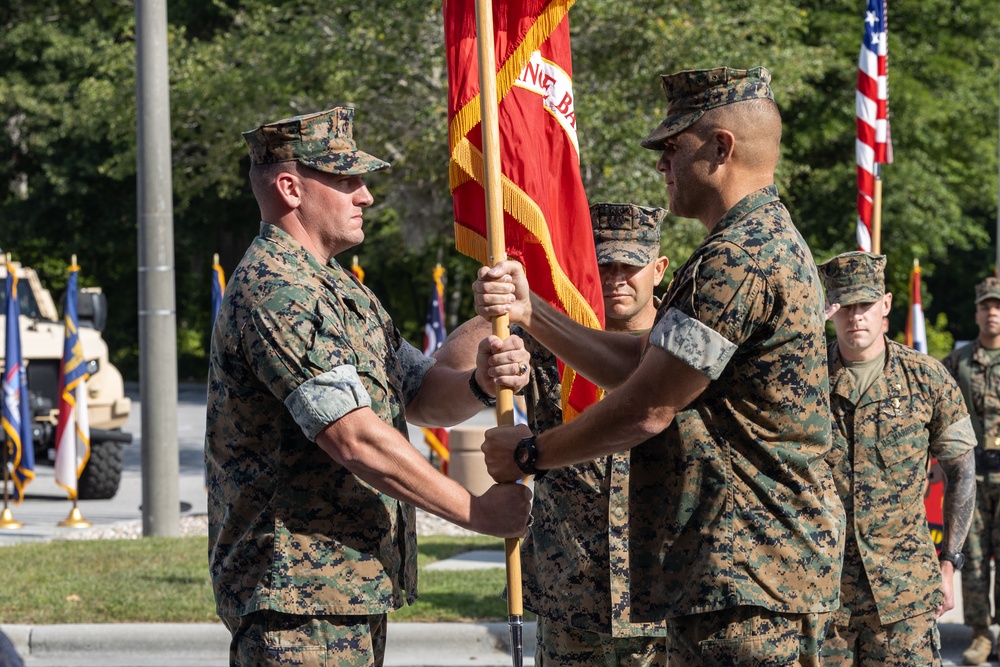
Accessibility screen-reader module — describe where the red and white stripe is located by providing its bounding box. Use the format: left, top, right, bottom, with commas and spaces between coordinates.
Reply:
856, 0, 893, 251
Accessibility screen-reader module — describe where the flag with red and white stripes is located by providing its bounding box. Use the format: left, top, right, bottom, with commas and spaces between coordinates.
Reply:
856, 0, 893, 251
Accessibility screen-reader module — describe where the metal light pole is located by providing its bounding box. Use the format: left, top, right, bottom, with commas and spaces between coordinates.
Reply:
135, 0, 180, 537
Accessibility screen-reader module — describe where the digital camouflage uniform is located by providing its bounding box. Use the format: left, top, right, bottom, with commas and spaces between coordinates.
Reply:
942, 277, 1000, 642
634, 66, 843, 666
515, 202, 668, 667
629, 186, 843, 663
817, 252, 976, 667
206, 108, 429, 667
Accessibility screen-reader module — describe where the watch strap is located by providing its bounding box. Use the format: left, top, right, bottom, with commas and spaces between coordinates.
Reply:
468, 369, 496, 407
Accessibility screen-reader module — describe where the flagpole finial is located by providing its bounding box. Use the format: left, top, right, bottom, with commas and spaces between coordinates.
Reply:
213, 253, 219, 265
913, 258, 919, 268
71, 254, 77, 266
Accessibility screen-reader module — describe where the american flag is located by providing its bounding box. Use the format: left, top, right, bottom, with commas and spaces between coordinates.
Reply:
420, 265, 450, 473
856, 0, 893, 251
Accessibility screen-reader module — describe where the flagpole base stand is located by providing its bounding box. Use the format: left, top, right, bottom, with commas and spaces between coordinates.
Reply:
58, 507, 92, 528
0, 507, 23, 530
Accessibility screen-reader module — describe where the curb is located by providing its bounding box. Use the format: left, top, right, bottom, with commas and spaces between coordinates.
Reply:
0, 622, 537, 666
0, 621, 974, 665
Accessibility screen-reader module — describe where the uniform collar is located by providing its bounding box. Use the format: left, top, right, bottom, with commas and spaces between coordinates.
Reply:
710, 185, 780, 235
258, 222, 372, 310
829, 337, 908, 406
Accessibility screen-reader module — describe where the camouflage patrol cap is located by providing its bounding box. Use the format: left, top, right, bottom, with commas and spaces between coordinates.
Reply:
641, 66, 774, 150
817, 251, 886, 307
590, 202, 665, 266
975, 277, 1000, 303
242, 107, 390, 175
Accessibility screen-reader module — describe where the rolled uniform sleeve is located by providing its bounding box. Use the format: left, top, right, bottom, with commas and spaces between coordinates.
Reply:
285, 366, 372, 441
278, 338, 433, 442
928, 359, 976, 461
933, 415, 976, 461
651, 246, 767, 380
649, 308, 737, 380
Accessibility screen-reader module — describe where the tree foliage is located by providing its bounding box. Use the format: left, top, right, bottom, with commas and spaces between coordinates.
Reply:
0, 0, 997, 378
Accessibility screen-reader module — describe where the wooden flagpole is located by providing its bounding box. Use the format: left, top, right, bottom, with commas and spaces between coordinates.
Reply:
871, 164, 883, 254
473, 0, 524, 665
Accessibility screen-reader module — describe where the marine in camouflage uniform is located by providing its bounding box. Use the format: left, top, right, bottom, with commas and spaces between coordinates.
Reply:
476, 67, 845, 667
818, 252, 977, 667
942, 276, 1000, 665
207, 107, 531, 667
517, 202, 670, 666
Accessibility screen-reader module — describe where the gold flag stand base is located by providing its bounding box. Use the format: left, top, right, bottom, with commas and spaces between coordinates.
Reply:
0, 507, 23, 530
58, 506, 92, 528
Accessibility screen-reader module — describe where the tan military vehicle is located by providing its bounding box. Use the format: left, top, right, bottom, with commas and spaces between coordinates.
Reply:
0, 256, 132, 499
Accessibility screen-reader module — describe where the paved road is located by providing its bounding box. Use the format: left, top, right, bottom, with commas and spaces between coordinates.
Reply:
0, 382, 208, 546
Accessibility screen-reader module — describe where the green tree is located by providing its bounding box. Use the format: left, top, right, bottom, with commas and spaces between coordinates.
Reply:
1, 0, 997, 378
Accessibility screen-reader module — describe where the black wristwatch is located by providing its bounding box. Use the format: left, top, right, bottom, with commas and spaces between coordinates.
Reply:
939, 550, 965, 571
468, 369, 496, 407
514, 435, 547, 476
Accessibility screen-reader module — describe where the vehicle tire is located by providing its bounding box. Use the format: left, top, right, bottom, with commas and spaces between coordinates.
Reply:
77, 440, 123, 500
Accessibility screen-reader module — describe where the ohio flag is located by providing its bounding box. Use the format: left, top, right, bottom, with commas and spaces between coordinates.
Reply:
2, 268, 35, 501
444, 0, 604, 421
54, 262, 91, 498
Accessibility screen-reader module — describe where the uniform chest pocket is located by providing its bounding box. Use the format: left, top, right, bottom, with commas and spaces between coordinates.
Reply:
875, 418, 926, 469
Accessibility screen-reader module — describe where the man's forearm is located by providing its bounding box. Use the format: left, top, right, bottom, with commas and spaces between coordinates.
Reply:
939, 448, 976, 554
405, 364, 490, 427
534, 346, 710, 469
523, 292, 644, 390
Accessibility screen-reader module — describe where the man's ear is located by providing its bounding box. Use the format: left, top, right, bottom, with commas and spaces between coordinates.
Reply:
883, 291, 893, 313
274, 170, 302, 209
653, 256, 669, 284
713, 129, 736, 163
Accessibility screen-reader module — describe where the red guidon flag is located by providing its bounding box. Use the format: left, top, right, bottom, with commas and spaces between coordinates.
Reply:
444, 0, 604, 420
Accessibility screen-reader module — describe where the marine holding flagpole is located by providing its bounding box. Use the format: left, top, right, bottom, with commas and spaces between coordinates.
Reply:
205, 106, 532, 666
475, 66, 845, 666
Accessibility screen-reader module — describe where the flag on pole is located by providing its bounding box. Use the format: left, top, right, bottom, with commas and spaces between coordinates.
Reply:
444, 0, 604, 420
54, 262, 91, 499
420, 265, 451, 473
905, 259, 927, 353
856, 0, 893, 251
211, 255, 226, 325
2, 268, 35, 501
350, 256, 365, 284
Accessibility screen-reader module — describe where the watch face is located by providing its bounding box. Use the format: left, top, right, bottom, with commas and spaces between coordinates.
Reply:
516, 444, 530, 465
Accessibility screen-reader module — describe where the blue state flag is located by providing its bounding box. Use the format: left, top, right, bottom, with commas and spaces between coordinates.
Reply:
2, 269, 35, 501
55, 264, 91, 497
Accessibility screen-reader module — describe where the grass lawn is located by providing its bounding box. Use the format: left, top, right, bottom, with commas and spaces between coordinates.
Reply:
0, 535, 531, 624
